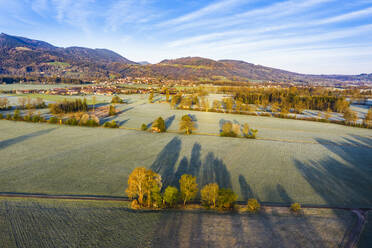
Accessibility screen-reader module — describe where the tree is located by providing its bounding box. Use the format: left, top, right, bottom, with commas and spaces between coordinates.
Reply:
201, 98, 210, 112
242, 123, 250, 137
365, 108, 372, 125
212, 100, 221, 111
220, 121, 237, 137
290, 202, 301, 213
223, 98, 234, 113
179, 115, 196, 135
125, 168, 161, 207
149, 92, 154, 103
163, 186, 179, 207
111, 96, 123, 104
179, 174, 198, 205
18, 97, 26, 109
343, 108, 357, 124
92, 96, 96, 112
217, 189, 237, 210
201, 183, 219, 208
141, 123, 148, 131
247, 198, 260, 213
152, 117, 166, 132
170, 96, 177, 109
108, 105, 116, 116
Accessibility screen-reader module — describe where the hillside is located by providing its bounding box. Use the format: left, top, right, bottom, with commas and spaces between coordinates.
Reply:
1, 34, 371, 84
0, 33, 137, 79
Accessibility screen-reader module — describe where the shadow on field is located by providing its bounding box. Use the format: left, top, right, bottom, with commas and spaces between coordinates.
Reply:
151, 137, 182, 188
293, 135, 372, 247
238, 175, 259, 201
118, 119, 129, 126
0, 128, 56, 150
165, 115, 175, 130
294, 135, 372, 207
151, 139, 232, 190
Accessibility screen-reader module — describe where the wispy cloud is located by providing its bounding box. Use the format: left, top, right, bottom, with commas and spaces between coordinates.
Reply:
104, 0, 160, 32
158, 0, 245, 27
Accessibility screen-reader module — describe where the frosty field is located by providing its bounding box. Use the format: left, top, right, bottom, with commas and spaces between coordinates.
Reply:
0, 109, 371, 208
0, 197, 356, 248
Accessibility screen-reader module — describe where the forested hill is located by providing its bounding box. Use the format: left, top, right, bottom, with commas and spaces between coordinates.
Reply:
1, 33, 371, 84
0, 33, 137, 79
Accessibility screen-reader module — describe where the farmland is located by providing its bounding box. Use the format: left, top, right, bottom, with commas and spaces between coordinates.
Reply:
0, 112, 371, 207
0, 197, 356, 248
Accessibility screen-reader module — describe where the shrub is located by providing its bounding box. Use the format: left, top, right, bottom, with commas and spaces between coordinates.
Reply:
84, 119, 100, 127
247, 198, 261, 213
290, 203, 302, 213
103, 120, 119, 128
0, 113, 3, 119
32, 115, 42, 123
65, 118, 79, 126
163, 186, 179, 208
111, 96, 123, 104
6, 114, 12, 120
13, 109, 21, 121
141, 123, 148, 131
217, 188, 237, 210
48, 116, 59, 124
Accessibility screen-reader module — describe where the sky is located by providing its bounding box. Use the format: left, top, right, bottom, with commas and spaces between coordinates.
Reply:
0, 0, 372, 74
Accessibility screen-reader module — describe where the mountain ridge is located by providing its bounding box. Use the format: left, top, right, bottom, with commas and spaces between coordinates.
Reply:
1, 34, 371, 84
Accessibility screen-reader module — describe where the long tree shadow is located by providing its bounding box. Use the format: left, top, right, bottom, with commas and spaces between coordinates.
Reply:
165, 115, 175, 130
0, 128, 56, 150
200, 152, 232, 189
238, 175, 258, 201
294, 135, 372, 207
150, 137, 181, 189
172, 143, 202, 187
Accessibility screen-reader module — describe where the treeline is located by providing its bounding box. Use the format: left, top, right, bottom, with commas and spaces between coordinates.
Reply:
49, 99, 89, 114
126, 167, 303, 213
233, 87, 349, 112
0, 75, 91, 84
126, 168, 239, 210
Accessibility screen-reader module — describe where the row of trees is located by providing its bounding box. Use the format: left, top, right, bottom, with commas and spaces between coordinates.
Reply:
220, 121, 258, 139
126, 168, 238, 210
126, 167, 303, 213
17, 97, 46, 110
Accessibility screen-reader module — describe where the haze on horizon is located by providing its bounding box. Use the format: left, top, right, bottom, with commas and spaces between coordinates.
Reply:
1, 0, 371, 75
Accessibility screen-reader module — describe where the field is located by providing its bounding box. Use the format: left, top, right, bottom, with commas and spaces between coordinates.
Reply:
0, 110, 371, 208
0, 197, 356, 248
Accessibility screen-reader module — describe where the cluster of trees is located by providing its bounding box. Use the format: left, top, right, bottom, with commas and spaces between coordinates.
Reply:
126, 167, 304, 213
220, 121, 258, 139
126, 168, 238, 210
17, 97, 46, 110
49, 99, 89, 114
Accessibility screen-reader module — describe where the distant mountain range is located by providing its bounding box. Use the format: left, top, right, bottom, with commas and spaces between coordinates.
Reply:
1, 33, 371, 84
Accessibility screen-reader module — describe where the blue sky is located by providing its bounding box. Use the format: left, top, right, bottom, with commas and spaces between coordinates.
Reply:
0, 0, 371, 74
